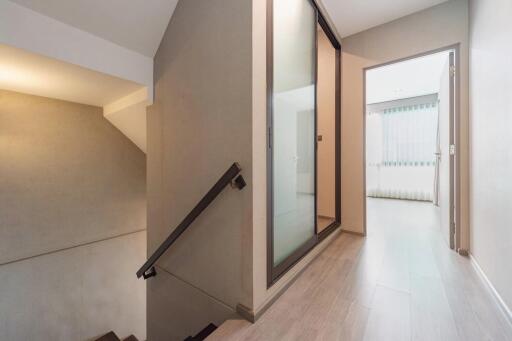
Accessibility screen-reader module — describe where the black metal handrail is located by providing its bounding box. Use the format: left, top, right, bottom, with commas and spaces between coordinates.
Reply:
136, 162, 246, 279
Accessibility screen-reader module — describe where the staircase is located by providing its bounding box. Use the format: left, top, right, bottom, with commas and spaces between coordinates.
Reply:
95, 331, 138, 341
184, 323, 218, 341
95, 323, 217, 341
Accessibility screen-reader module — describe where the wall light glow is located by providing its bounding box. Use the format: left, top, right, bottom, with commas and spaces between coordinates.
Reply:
0, 61, 46, 92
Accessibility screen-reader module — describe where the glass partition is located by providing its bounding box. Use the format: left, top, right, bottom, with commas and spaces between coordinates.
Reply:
268, 0, 341, 285
272, 0, 317, 266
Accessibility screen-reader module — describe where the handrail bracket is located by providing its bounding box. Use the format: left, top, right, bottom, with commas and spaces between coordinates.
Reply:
231, 174, 246, 190
143, 266, 157, 279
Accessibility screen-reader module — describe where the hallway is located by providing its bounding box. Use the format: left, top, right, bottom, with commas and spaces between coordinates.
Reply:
209, 198, 512, 340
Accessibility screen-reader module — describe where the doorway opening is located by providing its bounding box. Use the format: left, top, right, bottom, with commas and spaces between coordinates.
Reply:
364, 47, 459, 250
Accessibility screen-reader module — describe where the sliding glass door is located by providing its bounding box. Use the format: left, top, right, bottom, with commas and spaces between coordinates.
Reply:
268, 0, 341, 285
271, 0, 317, 268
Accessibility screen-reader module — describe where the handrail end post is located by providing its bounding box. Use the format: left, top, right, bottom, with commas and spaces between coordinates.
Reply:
142, 266, 157, 280
232, 174, 246, 190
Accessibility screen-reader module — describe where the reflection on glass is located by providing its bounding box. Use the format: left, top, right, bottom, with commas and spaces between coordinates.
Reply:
316, 24, 336, 233
273, 0, 316, 266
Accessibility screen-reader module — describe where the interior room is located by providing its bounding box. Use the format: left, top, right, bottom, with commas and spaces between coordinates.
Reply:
365, 50, 455, 246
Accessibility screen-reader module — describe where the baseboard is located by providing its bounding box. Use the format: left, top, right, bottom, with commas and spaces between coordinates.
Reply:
239, 253, 316, 323
340, 229, 365, 237
236, 262, 308, 324
470, 254, 512, 327
235, 304, 255, 323
249, 229, 342, 323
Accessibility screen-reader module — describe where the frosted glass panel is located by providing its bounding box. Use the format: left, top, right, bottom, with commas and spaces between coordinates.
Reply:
272, 0, 316, 266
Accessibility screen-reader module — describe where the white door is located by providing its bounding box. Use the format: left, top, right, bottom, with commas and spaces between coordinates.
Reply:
436, 52, 455, 249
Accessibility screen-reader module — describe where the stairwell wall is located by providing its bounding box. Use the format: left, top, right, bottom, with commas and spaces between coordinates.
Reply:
146, 0, 253, 339
0, 89, 147, 340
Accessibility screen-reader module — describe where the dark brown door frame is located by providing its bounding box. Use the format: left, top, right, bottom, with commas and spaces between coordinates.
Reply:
266, 0, 342, 287
362, 44, 461, 251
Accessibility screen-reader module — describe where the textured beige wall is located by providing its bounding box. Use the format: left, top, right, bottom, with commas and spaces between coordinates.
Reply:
340, 0, 470, 251
317, 27, 337, 221
0, 231, 147, 341
0, 90, 147, 340
469, 0, 512, 316
147, 0, 253, 338
0, 90, 146, 263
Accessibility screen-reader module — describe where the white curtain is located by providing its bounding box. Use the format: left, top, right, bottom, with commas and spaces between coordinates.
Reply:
367, 99, 438, 201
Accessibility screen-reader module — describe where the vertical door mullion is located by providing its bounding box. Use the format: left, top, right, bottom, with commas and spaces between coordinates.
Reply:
313, 6, 319, 236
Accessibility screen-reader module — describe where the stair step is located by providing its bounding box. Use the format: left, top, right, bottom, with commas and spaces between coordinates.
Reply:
95, 331, 121, 341
206, 319, 252, 340
123, 336, 139, 341
185, 323, 218, 341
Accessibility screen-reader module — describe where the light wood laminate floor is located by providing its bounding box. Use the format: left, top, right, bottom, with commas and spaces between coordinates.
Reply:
208, 198, 512, 341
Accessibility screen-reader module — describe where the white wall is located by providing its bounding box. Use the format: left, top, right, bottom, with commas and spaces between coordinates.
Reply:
103, 88, 149, 152
469, 0, 512, 319
340, 0, 469, 250
366, 51, 448, 103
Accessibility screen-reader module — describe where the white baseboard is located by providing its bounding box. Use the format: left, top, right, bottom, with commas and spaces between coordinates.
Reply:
470, 254, 512, 327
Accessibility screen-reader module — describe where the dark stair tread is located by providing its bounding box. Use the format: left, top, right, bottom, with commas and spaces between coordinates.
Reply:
123, 336, 139, 341
185, 323, 218, 341
95, 331, 121, 341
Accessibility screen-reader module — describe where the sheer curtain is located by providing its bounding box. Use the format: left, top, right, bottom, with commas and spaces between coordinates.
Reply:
366, 96, 438, 201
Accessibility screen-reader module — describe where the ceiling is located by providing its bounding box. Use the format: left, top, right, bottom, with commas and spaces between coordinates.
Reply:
322, 0, 450, 38
8, 0, 451, 55
366, 51, 450, 104
8, 0, 178, 57
0, 44, 143, 107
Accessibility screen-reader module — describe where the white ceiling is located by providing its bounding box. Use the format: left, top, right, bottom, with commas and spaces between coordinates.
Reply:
8, 0, 450, 55
366, 51, 450, 104
8, 0, 178, 57
0, 44, 143, 107
322, 0, 450, 38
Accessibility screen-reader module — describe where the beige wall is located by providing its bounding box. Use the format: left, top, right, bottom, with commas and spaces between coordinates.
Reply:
147, 0, 253, 339
0, 90, 147, 340
251, 0, 268, 312
340, 0, 470, 251
317, 27, 337, 221
469, 0, 512, 317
